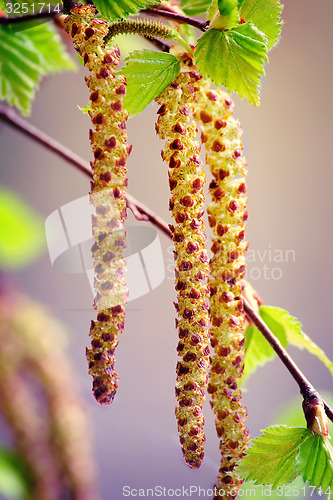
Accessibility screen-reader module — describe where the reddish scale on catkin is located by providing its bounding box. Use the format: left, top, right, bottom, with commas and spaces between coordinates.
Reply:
155, 62, 210, 470
197, 82, 249, 499
64, 6, 129, 405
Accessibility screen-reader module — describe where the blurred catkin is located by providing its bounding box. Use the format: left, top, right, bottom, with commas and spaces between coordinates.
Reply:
0, 293, 98, 500
196, 82, 249, 499
155, 54, 210, 470
64, 5, 130, 405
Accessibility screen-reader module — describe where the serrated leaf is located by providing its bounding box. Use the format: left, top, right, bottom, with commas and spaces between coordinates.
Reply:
93, 0, 158, 21
122, 50, 180, 116
16, 23, 75, 74
181, 0, 212, 16
0, 25, 41, 115
0, 187, 45, 269
238, 0, 283, 51
0, 20, 74, 115
297, 434, 333, 498
238, 425, 309, 488
0, 448, 31, 499
243, 309, 288, 381
261, 306, 333, 378
195, 22, 268, 105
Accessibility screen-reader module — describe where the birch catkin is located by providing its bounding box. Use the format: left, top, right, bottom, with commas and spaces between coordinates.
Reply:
155, 60, 210, 469
64, 5, 129, 405
197, 82, 249, 498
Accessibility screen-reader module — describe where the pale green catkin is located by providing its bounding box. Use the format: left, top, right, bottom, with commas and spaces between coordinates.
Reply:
64, 5, 130, 405
155, 59, 210, 469
197, 81, 249, 499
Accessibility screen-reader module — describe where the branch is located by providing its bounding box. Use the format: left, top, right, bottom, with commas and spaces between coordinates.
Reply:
0, 10, 61, 25
141, 7, 209, 32
0, 105, 172, 240
243, 299, 333, 423
1, 104, 331, 424
143, 35, 170, 52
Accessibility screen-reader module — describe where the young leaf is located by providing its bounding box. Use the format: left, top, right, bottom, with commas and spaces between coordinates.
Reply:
195, 22, 268, 105
238, 425, 309, 488
0, 187, 45, 269
243, 313, 288, 381
180, 0, 212, 16
0, 25, 41, 115
210, 0, 239, 29
260, 306, 333, 378
238, 0, 283, 51
296, 434, 333, 498
122, 50, 180, 116
93, 0, 158, 21
16, 23, 75, 74
0, 448, 31, 499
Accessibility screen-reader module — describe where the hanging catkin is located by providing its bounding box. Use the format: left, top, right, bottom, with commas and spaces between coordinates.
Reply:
196, 82, 249, 499
64, 5, 129, 405
0, 293, 97, 500
155, 55, 210, 470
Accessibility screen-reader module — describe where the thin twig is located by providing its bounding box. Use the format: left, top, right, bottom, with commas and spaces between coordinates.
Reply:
0, 105, 172, 239
1, 104, 332, 423
141, 7, 209, 32
126, 199, 149, 222
0, 10, 61, 24
142, 35, 170, 52
243, 299, 333, 422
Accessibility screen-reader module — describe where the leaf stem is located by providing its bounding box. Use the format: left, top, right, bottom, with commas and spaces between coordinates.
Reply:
141, 7, 209, 32
1, 104, 332, 424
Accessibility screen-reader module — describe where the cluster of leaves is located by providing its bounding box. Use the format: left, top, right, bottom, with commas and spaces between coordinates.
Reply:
0, 0, 75, 115
0, 0, 282, 116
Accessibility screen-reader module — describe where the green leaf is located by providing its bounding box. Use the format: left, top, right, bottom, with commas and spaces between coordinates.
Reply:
243, 310, 288, 381
0, 448, 31, 499
122, 50, 180, 116
210, 0, 239, 29
238, 425, 309, 488
195, 22, 268, 105
16, 23, 75, 74
261, 306, 333, 378
181, 0, 212, 16
0, 187, 45, 269
238, 0, 283, 51
0, 25, 41, 115
93, 0, 158, 21
0, 20, 74, 115
297, 434, 333, 498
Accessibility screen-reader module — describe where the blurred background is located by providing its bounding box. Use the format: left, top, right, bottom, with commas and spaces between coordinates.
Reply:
0, 0, 333, 498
